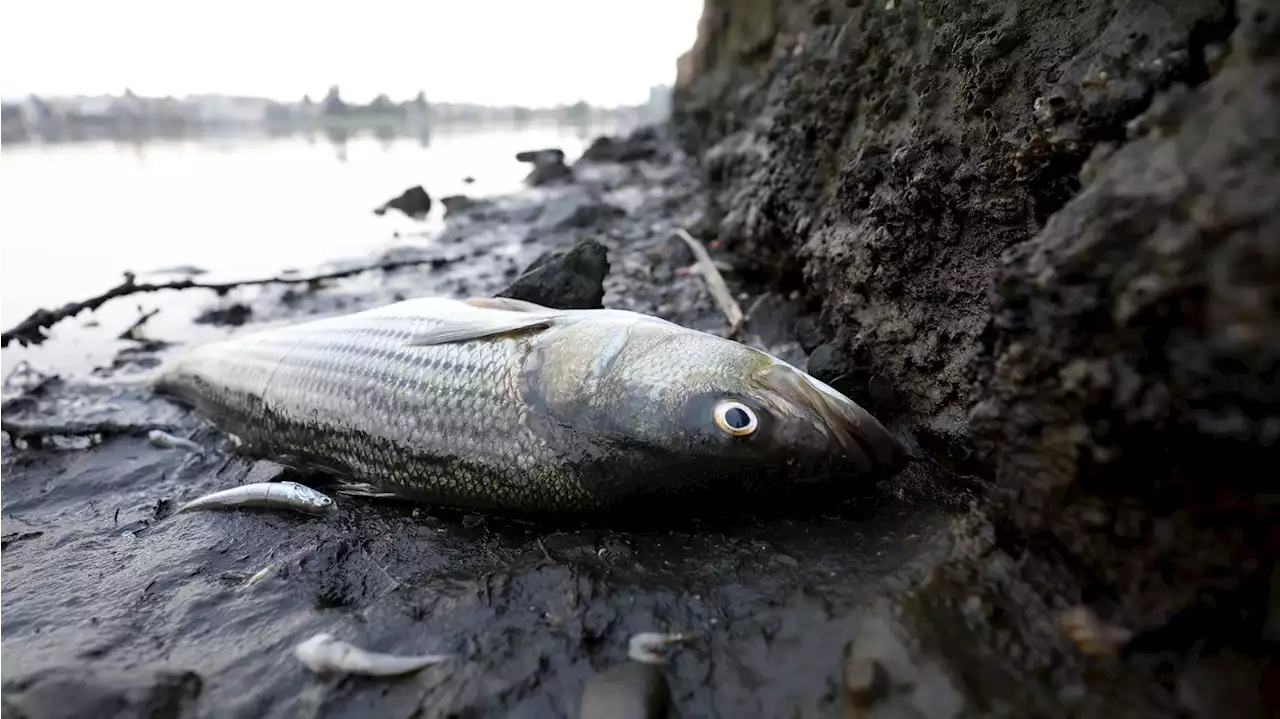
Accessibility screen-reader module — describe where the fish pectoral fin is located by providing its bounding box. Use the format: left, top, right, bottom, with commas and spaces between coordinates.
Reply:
406, 311, 561, 346
461, 297, 555, 313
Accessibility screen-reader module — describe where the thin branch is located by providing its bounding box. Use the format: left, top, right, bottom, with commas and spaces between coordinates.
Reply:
1, 256, 458, 348
730, 292, 771, 340
1, 418, 183, 443
671, 228, 745, 333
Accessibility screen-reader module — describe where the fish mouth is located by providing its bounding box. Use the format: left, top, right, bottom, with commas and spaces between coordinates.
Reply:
754, 362, 909, 478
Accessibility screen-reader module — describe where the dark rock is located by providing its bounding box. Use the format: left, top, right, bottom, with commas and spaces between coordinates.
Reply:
793, 317, 826, 354
441, 194, 482, 217
192, 302, 252, 327
373, 185, 432, 220
515, 148, 566, 165
553, 201, 625, 230
497, 237, 609, 310
525, 160, 574, 187
517, 148, 574, 187
578, 126, 667, 164
1, 665, 202, 719
807, 342, 876, 411
530, 196, 626, 239
805, 342, 850, 387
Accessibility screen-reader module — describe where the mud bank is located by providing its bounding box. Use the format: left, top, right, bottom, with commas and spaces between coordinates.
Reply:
675, 0, 1278, 715
2, 131, 965, 718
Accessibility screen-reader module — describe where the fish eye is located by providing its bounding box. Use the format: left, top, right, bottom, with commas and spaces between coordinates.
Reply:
713, 400, 758, 437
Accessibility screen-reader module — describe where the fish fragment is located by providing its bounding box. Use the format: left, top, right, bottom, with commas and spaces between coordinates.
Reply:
627, 632, 696, 664
155, 296, 909, 516
148, 429, 202, 453
176, 481, 335, 515
293, 632, 450, 676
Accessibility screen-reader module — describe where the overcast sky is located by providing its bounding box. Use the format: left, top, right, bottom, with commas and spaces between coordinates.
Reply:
1, 0, 704, 106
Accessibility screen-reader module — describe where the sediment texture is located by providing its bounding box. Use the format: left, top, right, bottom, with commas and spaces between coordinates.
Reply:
675, 0, 1278, 713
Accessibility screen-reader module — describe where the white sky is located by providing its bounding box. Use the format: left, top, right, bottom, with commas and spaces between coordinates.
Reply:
1, 0, 704, 107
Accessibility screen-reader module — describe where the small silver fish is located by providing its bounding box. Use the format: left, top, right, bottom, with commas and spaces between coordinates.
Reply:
627, 632, 695, 664
293, 632, 450, 676
148, 429, 202, 453
155, 296, 908, 516
176, 481, 334, 515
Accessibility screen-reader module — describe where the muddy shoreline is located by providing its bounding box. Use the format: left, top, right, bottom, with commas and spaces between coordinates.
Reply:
2, 130, 964, 718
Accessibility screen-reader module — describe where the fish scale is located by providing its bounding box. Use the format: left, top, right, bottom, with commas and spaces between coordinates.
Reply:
159, 302, 595, 513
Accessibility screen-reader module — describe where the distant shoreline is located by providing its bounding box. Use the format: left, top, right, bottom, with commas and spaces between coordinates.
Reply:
0, 114, 653, 148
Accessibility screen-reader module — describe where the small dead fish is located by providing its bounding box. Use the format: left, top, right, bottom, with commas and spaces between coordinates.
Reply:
243, 562, 276, 588
176, 481, 334, 515
628, 632, 696, 664
155, 296, 909, 516
148, 429, 202, 453
294, 632, 450, 676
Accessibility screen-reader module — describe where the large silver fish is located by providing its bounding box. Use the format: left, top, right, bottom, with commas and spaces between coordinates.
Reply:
155, 297, 907, 516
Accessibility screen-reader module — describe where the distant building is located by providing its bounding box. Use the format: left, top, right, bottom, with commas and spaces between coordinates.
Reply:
1, 102, 27, 142
183, 94, 273, 125
643, 84, 672, 123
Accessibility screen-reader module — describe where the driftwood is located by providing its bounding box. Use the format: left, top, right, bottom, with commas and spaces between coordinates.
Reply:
1, 257, 457, 348
670, 228, 746, 335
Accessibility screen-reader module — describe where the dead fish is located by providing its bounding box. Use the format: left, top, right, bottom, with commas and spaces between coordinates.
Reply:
148, 429, 202, 453
176, 481, 334, 515
155, 296, 908, 516
294, 632, 450, 676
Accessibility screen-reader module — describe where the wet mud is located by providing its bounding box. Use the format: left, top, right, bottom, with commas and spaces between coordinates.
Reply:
2, 129, 962, 718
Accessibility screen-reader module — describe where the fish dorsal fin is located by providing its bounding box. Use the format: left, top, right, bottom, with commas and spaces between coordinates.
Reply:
461, 297, 555, 313
406, 304, 563, 347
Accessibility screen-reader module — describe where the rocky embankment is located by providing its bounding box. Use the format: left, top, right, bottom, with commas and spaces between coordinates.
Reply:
674, 0, 1278, 715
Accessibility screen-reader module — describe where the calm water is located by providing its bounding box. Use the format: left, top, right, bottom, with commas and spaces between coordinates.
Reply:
0, 124, 619, 378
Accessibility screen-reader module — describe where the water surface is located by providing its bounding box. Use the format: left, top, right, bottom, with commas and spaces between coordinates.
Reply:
1, 124, 618, 377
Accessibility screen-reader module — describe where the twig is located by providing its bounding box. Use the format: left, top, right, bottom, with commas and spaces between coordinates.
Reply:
118, 307, 161, 341
1, 256, 459, 348
1, 418, 183, 442
671, 228, 744, 333
730, 293, 771, 340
